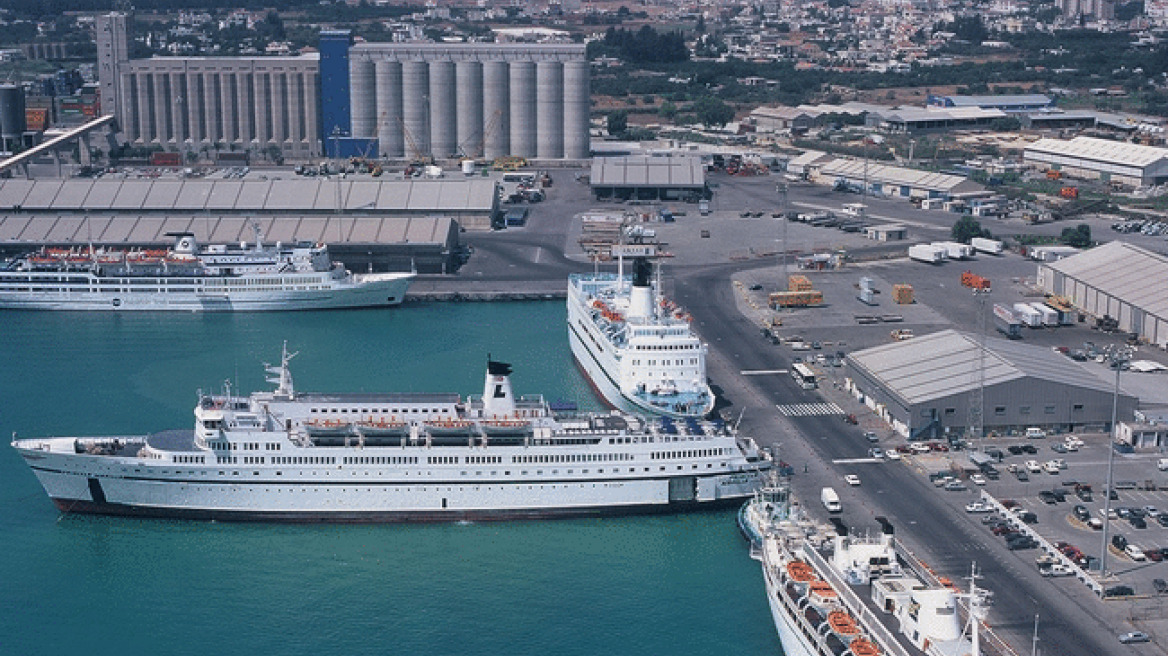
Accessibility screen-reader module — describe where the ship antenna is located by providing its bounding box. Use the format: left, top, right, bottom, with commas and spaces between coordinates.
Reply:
265, 341, 299, 398
733, 407, 746, 431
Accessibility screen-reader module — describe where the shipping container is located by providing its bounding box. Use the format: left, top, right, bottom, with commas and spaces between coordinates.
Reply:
908, 244, 947, 263
994, 304, 1022, 339
971, 237, 1004, 255
1013, 303, 1044, 328
931, 241, 974, 260
892, 284, 914, 304
1030, 302, 1059, 327
960, 270, 991, 290
149, 152, 182, 167
788, 274, 812, 291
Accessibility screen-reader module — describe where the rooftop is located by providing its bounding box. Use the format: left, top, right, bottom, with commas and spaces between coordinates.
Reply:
1043, 241, 1168, 320
1025, 136, 1168, 168
847, 329, 1123, 406
590, 156, 705, 188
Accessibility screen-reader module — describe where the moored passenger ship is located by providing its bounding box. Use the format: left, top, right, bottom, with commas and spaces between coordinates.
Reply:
741, 478, 993, 656
567, 243, 715, 419
0, 231, 414, 311
11, 347, 772, 522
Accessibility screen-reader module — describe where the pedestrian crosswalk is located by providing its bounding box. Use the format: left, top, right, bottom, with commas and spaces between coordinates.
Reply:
777, 402, 843, 417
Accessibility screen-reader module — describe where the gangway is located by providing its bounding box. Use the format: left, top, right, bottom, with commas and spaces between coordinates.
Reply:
0, 114, 116, 177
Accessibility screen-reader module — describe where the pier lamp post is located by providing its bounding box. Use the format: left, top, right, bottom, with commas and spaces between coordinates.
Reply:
1099, 345, 1132, 581
776, 182, 788, 291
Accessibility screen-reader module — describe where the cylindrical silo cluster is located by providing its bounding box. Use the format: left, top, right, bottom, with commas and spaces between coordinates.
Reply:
0, 84, 27, 151
348, 44, 589, 161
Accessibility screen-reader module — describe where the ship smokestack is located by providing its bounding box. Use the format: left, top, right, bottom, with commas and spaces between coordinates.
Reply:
483, 359, 516, 418
627, 258, 654, 320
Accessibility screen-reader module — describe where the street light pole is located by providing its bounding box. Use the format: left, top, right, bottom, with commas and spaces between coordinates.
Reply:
777, 182, 788, 290
1099, 346, 1131, 581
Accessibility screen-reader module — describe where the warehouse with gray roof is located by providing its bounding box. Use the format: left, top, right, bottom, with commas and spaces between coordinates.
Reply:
589, 156, 706, 202
1037, 241, 1168, 349
845, 329, 1136, 440
0, 176, 487, 273
1023, 136, 1168, 187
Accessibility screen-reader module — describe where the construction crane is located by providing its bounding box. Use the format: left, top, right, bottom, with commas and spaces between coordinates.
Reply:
456, 109, 504, 161
397, 116, 432, 168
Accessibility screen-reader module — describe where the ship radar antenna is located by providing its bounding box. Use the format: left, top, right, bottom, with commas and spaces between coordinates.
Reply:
265, 341, 299, 398
958, 561, 991, 656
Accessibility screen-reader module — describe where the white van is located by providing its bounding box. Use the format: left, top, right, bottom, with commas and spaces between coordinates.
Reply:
1025, 427, 1046, 439
1158, 458, 1168, 472
821, 487, 842, 513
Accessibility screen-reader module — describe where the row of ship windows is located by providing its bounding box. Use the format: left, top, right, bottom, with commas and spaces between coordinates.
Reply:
174, 455, 206, 464
311, 407, 454, 415
514, 453, 633, 464
344, 456, 420, 465
271, 456, 337, 465
633, 344, 695, 351
209, 441, 282, 451
651, 449, 726, 460
630, 360, 697, 367
149, 463, 716, 476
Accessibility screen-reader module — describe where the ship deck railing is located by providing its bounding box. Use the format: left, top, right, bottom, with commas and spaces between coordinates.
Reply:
801, 539, 916, 656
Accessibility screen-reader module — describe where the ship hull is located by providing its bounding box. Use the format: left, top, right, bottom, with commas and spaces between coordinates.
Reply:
0, 273, 413, 312
23, 454, 764, 523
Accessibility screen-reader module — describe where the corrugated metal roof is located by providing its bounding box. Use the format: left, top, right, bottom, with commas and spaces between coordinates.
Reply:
111, 181, 151, 210
1044, 241, 1168, 320
1025, 136, 1168, 168
54, 180, 94, 208
819, 159, 982, 194
23, 180, 62, 209
142, 181, 183, 209
849, 329, 1118, 405
942, 94, 1051, 107
589, 156, 705, 188
0, 180, 33, 208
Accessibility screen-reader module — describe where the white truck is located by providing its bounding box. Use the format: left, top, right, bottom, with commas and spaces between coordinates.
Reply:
931, 241, 974, 260
971, 237, 1004, 255
1013, 303, 1044, 328
908, 244, 947, 264
1030, 302, 1059, 327
820, 487, 842, 513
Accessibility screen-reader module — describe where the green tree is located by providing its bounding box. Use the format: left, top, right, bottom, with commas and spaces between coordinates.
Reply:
607, 111, 628, 136
1060, 223, 1092, 247
692, 97, 735, 128
951, 216, 991, 243
659, 101, 678, 119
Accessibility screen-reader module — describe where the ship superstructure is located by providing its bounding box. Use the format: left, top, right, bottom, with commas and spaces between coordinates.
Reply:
12, 346, 771, 521
0, 230, 413, 311
567, 243, 714, 419
740, 479, 990, 656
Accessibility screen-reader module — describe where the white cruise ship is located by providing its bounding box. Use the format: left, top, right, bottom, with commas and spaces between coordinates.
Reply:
740, 479, 991, 656
0, 231, 413, 311
11, 346, 772, 522
567, 244, 714, 419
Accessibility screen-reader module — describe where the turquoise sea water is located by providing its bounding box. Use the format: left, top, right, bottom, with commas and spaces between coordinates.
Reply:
0, 303, 780, 656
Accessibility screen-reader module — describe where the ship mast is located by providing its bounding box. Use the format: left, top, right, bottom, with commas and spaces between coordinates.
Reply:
265, 341, 299, 399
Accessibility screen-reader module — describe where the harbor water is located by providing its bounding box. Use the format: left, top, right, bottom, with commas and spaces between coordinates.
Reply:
0, 303, 780, 656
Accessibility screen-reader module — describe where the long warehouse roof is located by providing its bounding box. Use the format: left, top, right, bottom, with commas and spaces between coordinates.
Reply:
590, 156, 705, 188
0, 178, 497, 213
0, 214, 454, 245
848, 329, 1120, 406
1044, 241, 1168, 320
1025, 136, 1168, 168
819, 159, 983, 194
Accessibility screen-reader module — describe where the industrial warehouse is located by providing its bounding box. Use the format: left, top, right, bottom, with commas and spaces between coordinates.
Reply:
1037, 241, 1168, 349
0, 176, 481, 272
1023, 136, 1168, 187
95, 13, 590, 162
588, 156, 707, 202
845, 329, 1137, 439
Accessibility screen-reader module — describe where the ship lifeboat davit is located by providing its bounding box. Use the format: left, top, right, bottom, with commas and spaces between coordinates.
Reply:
828, 610, 861, 639
809, 581, 838, 606
848, 637, 880, 656
786, 560, 815, 583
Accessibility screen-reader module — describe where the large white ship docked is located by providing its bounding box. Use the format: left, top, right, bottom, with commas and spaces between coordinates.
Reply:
12, 347, 772, 522
0, 231, 414, 311
740, 479, 991, 656
567, 244, 715, 419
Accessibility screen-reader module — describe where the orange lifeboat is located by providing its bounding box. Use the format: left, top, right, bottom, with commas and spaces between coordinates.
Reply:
849, 638, 880, 656
786, 561, 814, 582
809, 581, 838, 603
827, 610, 860, 636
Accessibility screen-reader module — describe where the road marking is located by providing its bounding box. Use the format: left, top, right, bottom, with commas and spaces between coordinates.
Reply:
776, 402, 843, 417
742, 369, 788, 375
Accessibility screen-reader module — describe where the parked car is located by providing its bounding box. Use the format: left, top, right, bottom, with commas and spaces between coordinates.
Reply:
844, 474, 861, 486
970, 474, 987, 486
1119, 631, 1150, 644
1107, 586, 1135, 598
1112, 534, 1129, 550
1130, 516, 1148, 529
1125, 544, 1147, 561
1073, 505, 1091, 522
944, 480, 968, 491
1154, 579, 1168, 595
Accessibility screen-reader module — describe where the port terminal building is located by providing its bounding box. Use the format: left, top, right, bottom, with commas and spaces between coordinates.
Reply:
96, 13, 589, 163
1037, 241, 1168, 349
844, 329, 1137, 440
